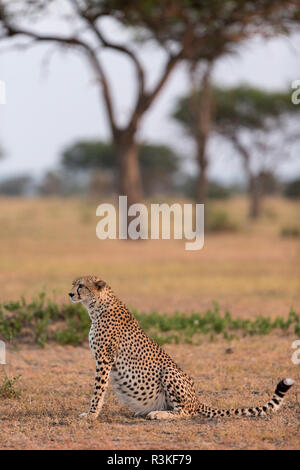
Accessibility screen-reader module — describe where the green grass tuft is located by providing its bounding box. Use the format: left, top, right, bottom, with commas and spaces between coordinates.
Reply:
0, 372, 22, 399
0, 295, 298, 346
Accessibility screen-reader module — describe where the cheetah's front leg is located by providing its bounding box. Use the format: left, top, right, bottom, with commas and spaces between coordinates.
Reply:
79, 358, 112, 421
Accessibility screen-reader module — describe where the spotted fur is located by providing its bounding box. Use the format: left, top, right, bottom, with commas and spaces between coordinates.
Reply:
69, 276, 294, 421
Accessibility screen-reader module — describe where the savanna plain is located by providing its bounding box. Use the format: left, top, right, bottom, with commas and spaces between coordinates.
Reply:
0, 196, 299, 450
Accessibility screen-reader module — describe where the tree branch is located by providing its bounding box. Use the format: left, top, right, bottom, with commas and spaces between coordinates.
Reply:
148, 53, 182, 107
124, 51, 182, 136
0, 18, 119, 137
70, 1, 146, 108
84, 48, 119, 138
228, 133, 253, 179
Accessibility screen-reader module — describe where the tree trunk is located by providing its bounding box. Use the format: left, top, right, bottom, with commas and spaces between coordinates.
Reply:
231, 137, 263, 220
115, 133, 144, 207
249, 174, 262, 219
196, 139, 208, 204
190, 64, 213, 205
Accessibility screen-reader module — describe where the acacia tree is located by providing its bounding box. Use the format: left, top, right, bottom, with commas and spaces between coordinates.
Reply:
169, 1, 300, 205
174, 85, 300, 217
214, 87, 300, 218
0, 0, 299, 209
61, 140, 181, 195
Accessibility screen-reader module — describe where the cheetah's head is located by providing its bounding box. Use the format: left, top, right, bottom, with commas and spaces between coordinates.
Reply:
69, 275, 107, 305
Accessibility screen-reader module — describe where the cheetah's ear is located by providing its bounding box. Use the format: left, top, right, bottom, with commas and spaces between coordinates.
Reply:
94, 279, 106, 290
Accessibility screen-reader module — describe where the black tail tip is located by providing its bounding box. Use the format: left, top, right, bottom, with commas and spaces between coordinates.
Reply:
276, 378, 294, 394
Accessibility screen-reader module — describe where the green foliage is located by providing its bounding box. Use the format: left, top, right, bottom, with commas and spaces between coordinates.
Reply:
174, 85, 300, 136
55, 304, 91, 346
0, 296, 298, 347
213, 86, 297, 130
62, 141, 115, 170
173, 85, 300, 208
179, 176, 235, 200
140, 144, 179, 174
284, 178, 300, 199
0, 175, 33, 197
205, 209, 238, 233
0, 372, 22, 399
62, 141, 179, 173
206, 182, 233, 199
100, 0, 300, 59
62, 140, 181, 195
134, 304, 300, 344
0, 293, 87, 346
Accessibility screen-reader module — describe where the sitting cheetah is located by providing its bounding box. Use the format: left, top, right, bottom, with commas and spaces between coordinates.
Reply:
69, 275, 294, 421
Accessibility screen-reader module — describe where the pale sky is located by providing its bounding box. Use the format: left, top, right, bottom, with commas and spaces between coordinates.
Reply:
0, 15, 300, 184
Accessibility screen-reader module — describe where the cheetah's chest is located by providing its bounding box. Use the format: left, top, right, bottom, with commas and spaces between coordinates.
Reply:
88, 328, 98, 357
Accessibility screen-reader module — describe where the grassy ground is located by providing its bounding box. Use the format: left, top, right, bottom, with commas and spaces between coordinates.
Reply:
0, 337, 299, 450
0, 196, 299, 449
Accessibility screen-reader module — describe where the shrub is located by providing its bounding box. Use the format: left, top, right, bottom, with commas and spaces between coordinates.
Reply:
280, 226, 300, 238
0, 295, 298, 346
206, 209, 238, 233
284, 178, 300, 199
0, 372, 22, 399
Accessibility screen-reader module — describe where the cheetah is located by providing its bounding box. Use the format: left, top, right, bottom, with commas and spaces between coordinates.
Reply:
69, 275, 294, 421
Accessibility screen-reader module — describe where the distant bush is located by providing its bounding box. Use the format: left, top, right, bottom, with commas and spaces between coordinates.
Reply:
206, 209, 238, 233
280, 226, 300, 238
62, 140, 181, 197
178, 176, 238, 200
207, 182, 233, 199
0, 175, 33, 196
284, 178, 300, 199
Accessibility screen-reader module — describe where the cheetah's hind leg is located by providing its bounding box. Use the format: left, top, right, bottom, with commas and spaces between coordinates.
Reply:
153, 367, 198, 420
146, 368, 196, 420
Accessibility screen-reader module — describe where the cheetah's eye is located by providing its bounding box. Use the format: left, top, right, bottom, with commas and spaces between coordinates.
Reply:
78, 284, 84, 289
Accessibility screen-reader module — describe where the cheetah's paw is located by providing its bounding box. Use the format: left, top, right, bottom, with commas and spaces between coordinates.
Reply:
146, 411, 174, 420
78, 412, 98, 421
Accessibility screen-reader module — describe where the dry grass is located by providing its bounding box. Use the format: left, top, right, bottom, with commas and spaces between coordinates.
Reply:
0, 336, 299, 450
0, 196, 299, 316
0, 196, 299, 449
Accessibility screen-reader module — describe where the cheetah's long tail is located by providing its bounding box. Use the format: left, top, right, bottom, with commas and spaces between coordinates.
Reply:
197, 378, 294, 418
